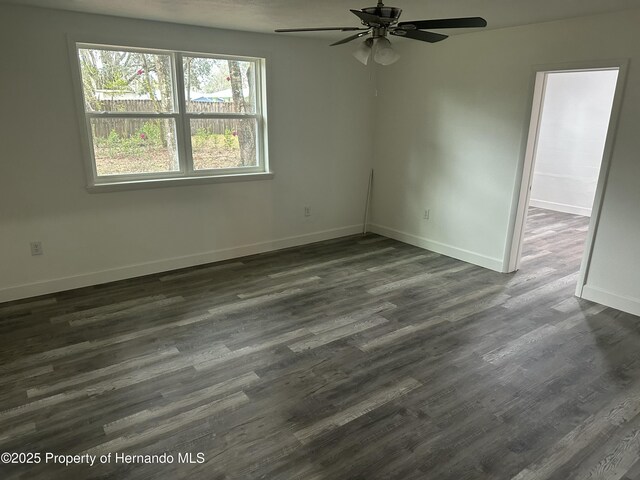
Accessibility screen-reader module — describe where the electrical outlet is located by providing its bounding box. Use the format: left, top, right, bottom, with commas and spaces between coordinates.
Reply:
30, 241, 43, 256
304, 206, 311, 217
423, 209, 430, 220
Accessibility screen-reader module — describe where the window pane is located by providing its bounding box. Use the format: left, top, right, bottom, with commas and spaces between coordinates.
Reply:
78, 47, 175, 113
183, 57, 257, 114
90, 118, 179, 176
190, 118, 258, 170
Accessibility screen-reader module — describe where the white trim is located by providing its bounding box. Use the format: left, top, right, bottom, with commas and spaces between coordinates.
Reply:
575, 62, 629, 297
87, 171, 274, 192
173, 51, 192, 174
531, 171, 600, 181
505, 70, 548, 272
505, 59, 629, 299
368, 224, 504, 272
529, 199, 591, 217
581, 285, 640, 317
0, 225, 363, 303
86, 112, 180, 118
185, 113, 261, 120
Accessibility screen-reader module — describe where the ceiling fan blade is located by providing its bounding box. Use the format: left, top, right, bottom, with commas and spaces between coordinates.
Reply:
330, 30, 371, 46
275, 27, 368, 32
350, 9, 384, 25
391, 29, 448, 43
398, 17, 487, 30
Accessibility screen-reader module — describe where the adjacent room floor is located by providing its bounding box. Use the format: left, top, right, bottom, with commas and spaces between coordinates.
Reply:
519, 206, 590, 271
1, 210, 639, 479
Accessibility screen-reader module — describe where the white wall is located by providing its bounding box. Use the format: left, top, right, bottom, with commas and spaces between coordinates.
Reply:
2, 5, 639, 317
370, 9, 640, 315
0, 5, 375, 302
530, 70, 618, 216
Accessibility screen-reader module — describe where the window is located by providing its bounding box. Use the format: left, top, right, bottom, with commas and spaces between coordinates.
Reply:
74, 43, 268, 188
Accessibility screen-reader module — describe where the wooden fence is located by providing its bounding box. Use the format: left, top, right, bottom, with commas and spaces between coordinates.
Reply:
92, 100, 240, 138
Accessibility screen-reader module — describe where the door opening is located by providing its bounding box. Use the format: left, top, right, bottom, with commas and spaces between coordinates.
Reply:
507, 63, 626, 299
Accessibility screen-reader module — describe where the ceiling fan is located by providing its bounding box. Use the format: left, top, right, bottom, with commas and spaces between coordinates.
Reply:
275, 1, 487, 65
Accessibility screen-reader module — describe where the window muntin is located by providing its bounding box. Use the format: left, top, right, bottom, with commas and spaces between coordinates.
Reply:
75, 43, 267, 185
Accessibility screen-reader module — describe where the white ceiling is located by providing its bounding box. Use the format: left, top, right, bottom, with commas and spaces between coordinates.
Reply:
3, 0, 640, 40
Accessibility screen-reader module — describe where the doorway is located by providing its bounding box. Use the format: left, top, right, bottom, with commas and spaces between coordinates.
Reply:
529, 69, 618, 217
508, 63, 626, 297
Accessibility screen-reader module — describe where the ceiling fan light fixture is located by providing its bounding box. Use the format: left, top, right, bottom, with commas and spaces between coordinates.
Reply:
275, 3, 487, 65
353, 38, 374, 65
373, 37, 399, 65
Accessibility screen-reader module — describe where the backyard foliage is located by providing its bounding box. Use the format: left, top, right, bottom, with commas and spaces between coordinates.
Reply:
79, 47, 258, 176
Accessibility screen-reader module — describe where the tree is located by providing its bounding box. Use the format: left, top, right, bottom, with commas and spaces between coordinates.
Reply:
79, 48, 177, 162
228, 60, 256, 166
184, 57, 215, 102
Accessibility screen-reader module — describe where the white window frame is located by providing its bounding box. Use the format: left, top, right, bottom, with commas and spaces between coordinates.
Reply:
70, 42, 271, 191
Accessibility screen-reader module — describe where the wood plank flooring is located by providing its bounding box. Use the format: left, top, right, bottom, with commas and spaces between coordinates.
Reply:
1, 207, 640, 479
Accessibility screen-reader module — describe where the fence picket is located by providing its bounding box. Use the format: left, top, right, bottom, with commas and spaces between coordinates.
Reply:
92, 100, 236, 137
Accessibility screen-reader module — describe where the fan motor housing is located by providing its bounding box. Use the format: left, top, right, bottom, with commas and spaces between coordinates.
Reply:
362, 6, 402, 24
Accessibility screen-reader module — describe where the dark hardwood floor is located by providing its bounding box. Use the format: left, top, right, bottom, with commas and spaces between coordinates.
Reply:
1, 207, 640, 479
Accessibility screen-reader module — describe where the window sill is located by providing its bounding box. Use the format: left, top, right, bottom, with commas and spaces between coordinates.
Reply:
87, 171, 274, 193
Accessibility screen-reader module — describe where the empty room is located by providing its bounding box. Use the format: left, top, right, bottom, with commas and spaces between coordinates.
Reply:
1, 0, 640, 479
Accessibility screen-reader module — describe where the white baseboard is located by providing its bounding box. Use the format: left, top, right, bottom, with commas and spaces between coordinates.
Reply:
368, 223, 505, 273
0, 224, 363, 303
581, 285, 640, 317
529, 199, 592, 217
